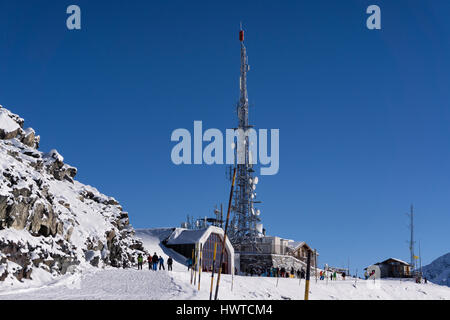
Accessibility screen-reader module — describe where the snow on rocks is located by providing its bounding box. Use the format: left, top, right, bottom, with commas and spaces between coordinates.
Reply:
423, 252, 450, 287
0, 109, 20, 139
0, 106, 39, 148
22, 128, 36, 147
0, 104, 145, 287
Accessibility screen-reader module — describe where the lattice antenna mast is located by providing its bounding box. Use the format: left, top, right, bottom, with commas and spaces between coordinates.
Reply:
229, 27, 261, 247
407, 204, 416, 271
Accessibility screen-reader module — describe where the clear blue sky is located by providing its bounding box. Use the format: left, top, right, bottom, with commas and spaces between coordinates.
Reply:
1, 0, 449, 274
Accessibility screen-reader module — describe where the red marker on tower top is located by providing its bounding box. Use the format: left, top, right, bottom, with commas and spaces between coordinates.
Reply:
239, 22, 244, 42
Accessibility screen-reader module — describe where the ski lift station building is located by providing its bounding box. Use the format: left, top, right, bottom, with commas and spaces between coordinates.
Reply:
163, 226, 235, 274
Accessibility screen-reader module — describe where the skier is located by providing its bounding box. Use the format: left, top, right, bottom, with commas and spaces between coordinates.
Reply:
333, 271, 337, 280
280, 267, 286, 278
187, 257, 193, 271
296, 269, 301, 279
159, 256, 165, 270
342, 272, 346, 281
319, 271, 323, 280
364, 271, 368, 280
152, 252, 159, 271
167, 257, 173, 271
137, 253, 143, 270
147, 255, 152, 270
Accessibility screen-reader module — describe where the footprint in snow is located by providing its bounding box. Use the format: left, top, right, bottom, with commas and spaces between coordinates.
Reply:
418, 290, 427, 295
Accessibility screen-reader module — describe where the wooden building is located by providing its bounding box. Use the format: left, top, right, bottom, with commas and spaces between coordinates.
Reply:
367, 258, 412, 278
287, 241, 318, 268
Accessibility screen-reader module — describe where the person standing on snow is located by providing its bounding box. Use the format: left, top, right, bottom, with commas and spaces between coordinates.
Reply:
159, 256, 165, 270
272, 267, 277, 278
137, 253, 143, 270
187, 257, 193, 271
167, 257, 173, 271
147, 255, 153, 270
333, 271, 337, 280
152, 253, 159, 271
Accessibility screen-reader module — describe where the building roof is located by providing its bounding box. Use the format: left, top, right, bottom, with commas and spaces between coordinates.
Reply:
287, 241, 317, 253
364, 257, 412, 270
377, 258, 411, 266
165, 226, 233, 250
287, 241, 306, 250
165, 228, 207, 245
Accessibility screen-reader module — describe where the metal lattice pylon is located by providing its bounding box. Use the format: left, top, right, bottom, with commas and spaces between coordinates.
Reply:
228, 27, 261, 251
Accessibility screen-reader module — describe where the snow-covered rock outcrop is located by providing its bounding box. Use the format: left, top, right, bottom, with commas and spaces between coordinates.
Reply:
0, 105, 145, 284
423, 253, 450, 287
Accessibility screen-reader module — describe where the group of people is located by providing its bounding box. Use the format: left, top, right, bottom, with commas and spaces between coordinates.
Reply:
245, 266, 307, 279
243, 266, 347, 281
136, 253, 173, 271
319, 270, 341, 280
364, 270, 376, 279
416, 276, 428, 284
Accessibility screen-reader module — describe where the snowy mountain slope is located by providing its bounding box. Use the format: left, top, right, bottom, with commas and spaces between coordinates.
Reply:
0, 105, 145, 288
1, 228, 449, 300
423, 253, 450, 287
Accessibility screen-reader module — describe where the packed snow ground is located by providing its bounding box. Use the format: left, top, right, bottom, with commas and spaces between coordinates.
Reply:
1, 229, 450, 300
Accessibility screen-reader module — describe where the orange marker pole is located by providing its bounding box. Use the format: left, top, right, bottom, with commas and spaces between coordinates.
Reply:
209, 242, 217, 300
214, 168, 236, 300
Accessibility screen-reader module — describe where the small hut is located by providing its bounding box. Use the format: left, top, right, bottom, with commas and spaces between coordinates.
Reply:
163, 226, 235, 274
367, 258, 412, 278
